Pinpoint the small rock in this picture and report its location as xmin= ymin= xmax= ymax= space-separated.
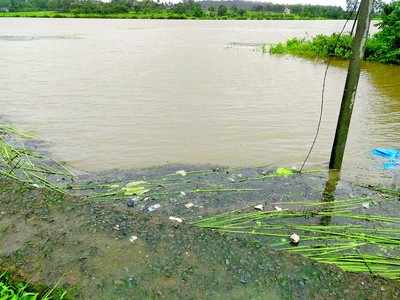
xmin=290 ymin=233 xmax=300 ymax=245
xmin=274 ymin=206 xmax=283 ymax=212
xmin=184 ymin=202 xmax=194 ymax=209
xmin=127 ymin=197 xmax=139 ymax=208
xmin=129 ymin=235 xmax=138 ymax=242
xmin=147 ymin=203 xmax=161 ymax=212
xmin=169 ymin=216 xmax=183 ymax=223
xmin=362 ymin=202 xmax=370 ymax=209
xmin=228 ymin=177 xmax=235 ymax=182
xmin=254 ymin=204 xmax=264 ymax=211
xmin=176 ymin=170 xmax=187 ymax=176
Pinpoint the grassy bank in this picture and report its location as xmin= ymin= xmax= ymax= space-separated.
xmin=269 ymin=33 xmax=399 ymax=65
xmin=0 ymin=10 xmax=332 ymax=20
xmin=269 ymin=1 xmax=400 ymax=65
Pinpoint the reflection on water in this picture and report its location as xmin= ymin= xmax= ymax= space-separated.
xmin=0 ymin=18 xmax=398 ymax=184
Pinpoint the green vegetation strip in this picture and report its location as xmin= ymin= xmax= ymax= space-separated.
xmin=269 ymin=1 xmax=400 ymax=65
xmin=194 ymin=195 xmax=400 ymax=280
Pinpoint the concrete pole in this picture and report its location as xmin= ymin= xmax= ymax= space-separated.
xmin=329 ymin=0 xmax=374 ymax=170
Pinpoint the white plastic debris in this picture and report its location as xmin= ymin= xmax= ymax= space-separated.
xmin=180 ymin=191 xmax=186 ymax=196
xmin=290 ymin=233 xmax=300 ymax=245
xmin=147 ymin=203 xmax=161 ymax=212
xmin=176 ymin=170 xmax=187 ymax=176
xmin=113 ymin=224 xmax=120 ymax=231
xmin=169 ymin=216 xmax=183 ymax=223
xmin=129 ymin=235 xmax=138 ymax=242
xmin=254 ymin=204 xmax=264 ymax=211
xmin=184 ymin=202 xmax=194 ymax=209
xmin=274 ymin=206 xmax=283 ymax=212
xmin=362 ymin=202 xmax=370 ymax=209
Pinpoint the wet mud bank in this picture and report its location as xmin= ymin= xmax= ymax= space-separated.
xmin=1 ymin=165 xmax=400 ymax=299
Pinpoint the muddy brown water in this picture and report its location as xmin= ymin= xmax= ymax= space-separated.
xmin=0 ymin=19 xmax=399 ymax=184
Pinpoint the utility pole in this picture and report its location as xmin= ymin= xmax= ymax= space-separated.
xmin=329 ymin=0 xmax=373 ymax=170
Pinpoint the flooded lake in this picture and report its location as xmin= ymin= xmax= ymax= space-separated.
xmin=0 ymin=18 xmax=399 ymax=183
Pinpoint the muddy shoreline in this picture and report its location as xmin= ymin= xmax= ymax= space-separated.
xmin=1 ymin=163 xmax=400 ymax=299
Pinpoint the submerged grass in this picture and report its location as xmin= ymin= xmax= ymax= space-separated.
xmin=194 ymin=195 xmax=400 ymax=281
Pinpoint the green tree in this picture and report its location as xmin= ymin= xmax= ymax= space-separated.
xmin=217 ymin=4 xmax=226 ymax=16
xmin=0 ymin=0 xmax=11 ymax=8
xmin=366 ymin=1 xmax=400 ymax=64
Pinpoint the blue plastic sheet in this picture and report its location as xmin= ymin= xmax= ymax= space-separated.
xmin=372 ymin=148 xmax=400 ymax=170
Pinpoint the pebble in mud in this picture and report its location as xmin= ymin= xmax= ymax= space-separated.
xmin=290 ymin=233 xmax=300 ymax=245
xmin=169 ymin=216 xmax=183 ymax=223
xmin=147 ymin=203 xmax=161 ymax=212
xmin=127 ymin=197 xmax=139 ymax=208
xmin=129 ymin=235 xmax=138 ymax=242
xmin=254 ymin=204 xmax=264 ymax=211
xmin=184 ymin=202 xmax=194 ymax=209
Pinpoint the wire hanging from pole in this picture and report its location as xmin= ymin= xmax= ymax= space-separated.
xmin=298 ymin=2 xmax=361 ymax=173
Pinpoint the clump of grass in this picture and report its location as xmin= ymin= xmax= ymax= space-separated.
xmin=268 ymin=1 xmax=400 ymax=66
xmin=194 ymin=195 xmax=400 ymax=280
xmin=0 ymin=124 xmax=74 ymax=194
xmin=269 ymin=34 xmax=353 ymax=59
xmin=0 ymin=272 xmax=66 ymax=300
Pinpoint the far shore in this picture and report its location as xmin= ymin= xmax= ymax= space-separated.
xmin=0 ymin=11 xmax=344 ymax=20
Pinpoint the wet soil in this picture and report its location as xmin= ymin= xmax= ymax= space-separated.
xmin=1 ymin=165 xmax=400 ymax=299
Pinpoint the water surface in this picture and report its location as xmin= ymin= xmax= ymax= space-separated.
xmin=0 ymin=18 xmax=399 ymax=183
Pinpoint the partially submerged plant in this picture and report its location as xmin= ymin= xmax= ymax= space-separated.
xmin=0 ymin=124 xmax=74 ymax=194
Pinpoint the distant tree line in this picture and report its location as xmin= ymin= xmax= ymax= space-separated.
xmin=201 ymin=1 xmax=348 ymax=19
xmin=0 ymin=0 xmax=353 ymax=19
